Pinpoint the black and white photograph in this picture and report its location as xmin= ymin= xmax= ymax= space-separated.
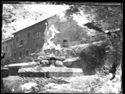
xmin=1 ymin=2 xmax=123 ymax=93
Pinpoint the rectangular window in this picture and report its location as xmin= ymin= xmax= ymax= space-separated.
xmin=19 ymin=40 xmax=24 ymax=46
xmin=33 ymin=32 xmax=36 ymax=39
xmin=14 ymin=53 xmax=16 ymax=58
xmin=26 ymin=50 xmax=29 ymax=56
xmin=62 ymin=40 xmax=69 ymax=47
xmin=16 ymin=37 xmax=18 ymax=42
xmin=10 ymin=52 xmax=12 ymax=56
xmin=3 ymin=47 xmax=4 ymax=51
xmin=38 ymin=32 xmax=40 ymax=37
xmin=10 ymin=45 xmax=12 ymax=49
xmin=27 ymin=33 xmax=30 ymax=38
xmin=19 ymin=52 xmax=22 ymax=58
xmin=36 ymin=32 xmax=38 ymax=38
xmin=35 ymin=32 xmax=40 ymax=38
xmin=6 ymin=46 xmax=8 ymax=51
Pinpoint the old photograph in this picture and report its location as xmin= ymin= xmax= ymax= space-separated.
xmin=1 ymin=2 xmax=123 ymax=93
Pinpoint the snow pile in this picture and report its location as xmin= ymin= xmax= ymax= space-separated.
xmin=3 ymin=67 xmax=122 ymax=93
xmin=20 ymin=82 xmax=38 ymax=93
xmin=3 ymin=76 xmax=24 ymax=93
xmin=97 ymin=65 xmax=122 ymax=93
xmin=4 ymin=61 xmax=37 ymax=68
xmin=72 ymin=10 xmax=89 ymax=27
xmin=68 ymin=75 xmax=100 ymax=92
xmin=44 ymin=83 xmax=83 ymax=93
xmin=97 ymin=80 xmax=121 ymax=93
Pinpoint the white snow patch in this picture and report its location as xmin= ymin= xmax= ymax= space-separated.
xmin=4 ymin=4 xmax=70 ymax=35
xmin=5 ymin=62 xmax=37 ymax=67
xmin=86 ymin=29 xmax=96 ymax=36
xmin=57 ymin=11 xmax=67 ymax=22
xmin=72 ymin=11 xmax=89 ymax=27
xmin=21 ymin=82 xmax=38 ymax=91
xmin=97 ymin=80 xmax=121 ymax=93
xmin=42 ymin=24 xmax=62 ymax=51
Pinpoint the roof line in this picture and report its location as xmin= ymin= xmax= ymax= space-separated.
xmin=13 ymin=14 xmax=56 ymax=35
xmin=2 ymin=37 xmax=13 ymax=43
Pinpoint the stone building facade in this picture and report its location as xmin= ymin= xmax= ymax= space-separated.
xmin=2 ymin=18 xmax=49 ymax=64
xmin=2 ymin=37 xmax=14 ymax=65
xmin=12 ymin=19 xmax=47 ymax=63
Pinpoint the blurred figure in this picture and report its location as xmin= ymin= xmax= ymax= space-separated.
xmin=1 ymin=52 xmax=5 ymax=89
xmin=55 ymin=60 xmax=64 ymax=67
xmin=1 ymin=52 xmax=9 ymax=93
xmin=44 ymin=57 xmax=57 ymax=78
xmin=1 ymin=52 xmax=6 ymax=59
xmin=1 ymin=52 xmax=6 ymax=67
xmin=62 ymin=40 xmax=69 ymax=48
xmin=49 ymin=57 xmax=57 ymax=66
xmin=109 ymin=63 xmax=119 ymax=80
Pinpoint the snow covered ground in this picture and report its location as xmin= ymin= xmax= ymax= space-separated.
xmin=3 ymin=65 xmax=122 ymax=93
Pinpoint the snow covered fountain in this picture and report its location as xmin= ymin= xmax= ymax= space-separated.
xmin=2 ymin=6 xmax=122 ymax=93
xmin=5 ymin=11 xmax=116 ymax=78
xmin=17 ymin=20 xmax=85 ymax=78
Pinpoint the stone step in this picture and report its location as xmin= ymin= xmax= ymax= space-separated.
xmin=18 ymin=66 xmax=83 ymax=77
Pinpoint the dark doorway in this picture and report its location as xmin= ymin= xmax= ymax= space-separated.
xmin=62 ymin=39 xmax=69 ymax=47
